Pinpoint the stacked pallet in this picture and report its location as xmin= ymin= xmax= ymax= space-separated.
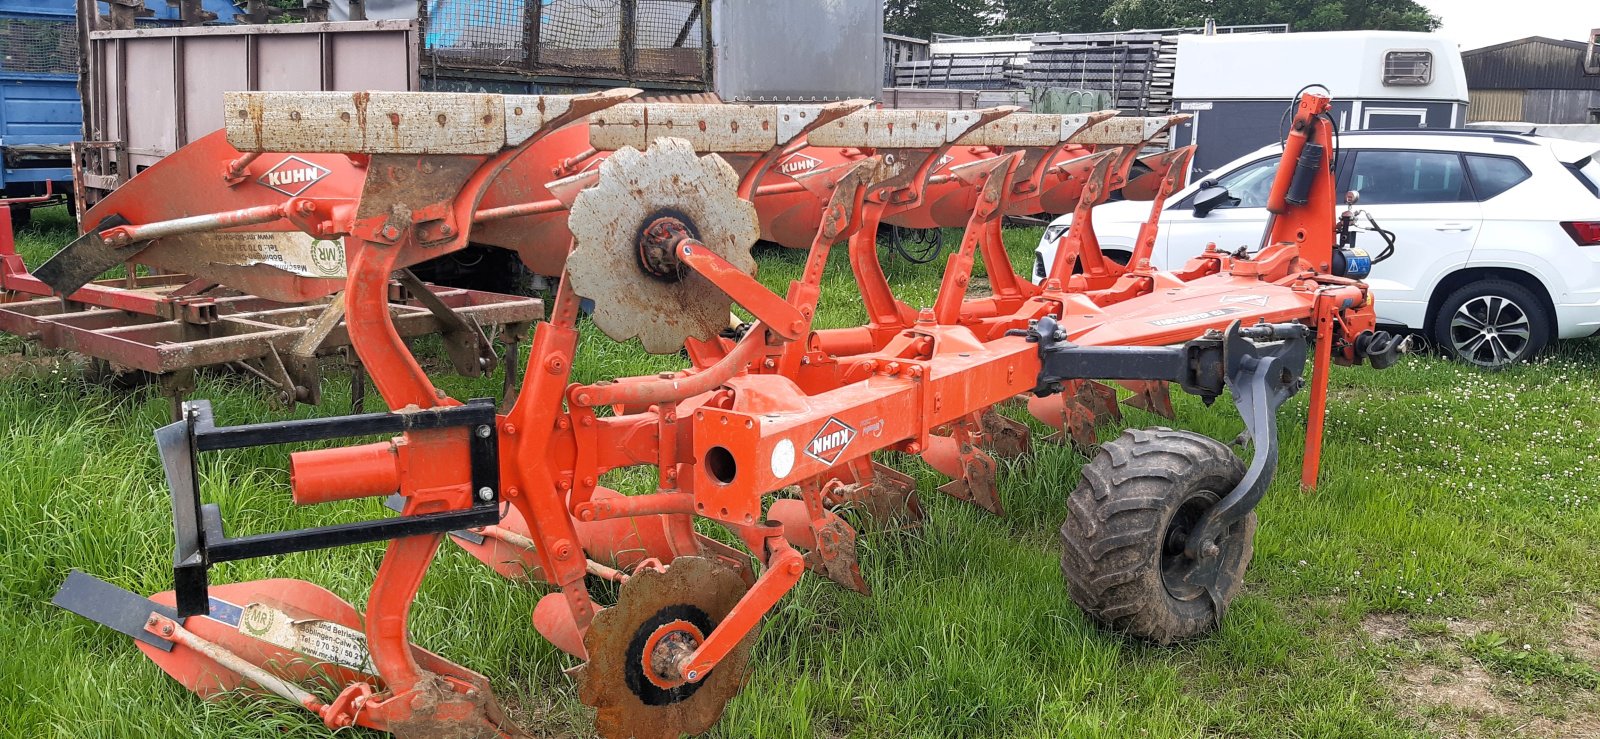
xmin=1016 ymin=32 xmax=1170 ymax=114
xmin=892 ymin=53 xmax=1024 ymax=90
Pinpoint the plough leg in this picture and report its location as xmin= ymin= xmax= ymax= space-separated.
xmin=923 ymin=415 xmax=1003 ymax=515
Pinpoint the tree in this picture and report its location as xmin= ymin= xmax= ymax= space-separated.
xmin=1097 ymin=0 xmax=1440 ymax=33
xmin=991 ymin=0 xmax=1105 ymax=34
xmin=885 ymin=0 xmax=998 ymax=38
xmin=887 ymin=0 xmax=1442 ymax=39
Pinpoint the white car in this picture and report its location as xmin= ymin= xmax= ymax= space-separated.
xmin=1034 ymin=130 xmax=1600 ymax=367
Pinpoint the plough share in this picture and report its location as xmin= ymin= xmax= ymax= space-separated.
xmin=51 ymin=87 xmax=1401 ymax=738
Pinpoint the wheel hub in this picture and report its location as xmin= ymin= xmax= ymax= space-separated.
xmin=637 ymin=215 xmax=695 ymax=282
xmin=639 ymin=618 xmax=702 ymax=690
xmin=1449 ymin=295 xmax=1531 ymax=367
xmin=1160 ymin=491 xmax=1220 ymax=602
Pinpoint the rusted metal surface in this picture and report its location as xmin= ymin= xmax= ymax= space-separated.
xmin=575 ymin=557 xmax=755 ymax=739
xmin=565 ymin=138 xmax=758 ymax=353
xmin=808 ymin=108 xmax=998 ymax=148
xmin=1073 ymin=114 xmax=1191 ymax=146
xmin=225 ymin=92 xmax=506 ymax=155
xmin=0 ymin=273 xmax=540 ymax=402
xmin=590 ymin=103 xmax=784 ymax=153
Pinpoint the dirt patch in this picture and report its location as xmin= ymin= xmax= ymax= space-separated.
xmin=1560 ymin=604 xmax=1600 ymax=667
xmin=1401 ymin=662 xmax=1511 ymax=717
xmin=1363 ymin=613 xmax=1412 ymax=643
xmin=1445 ymin=617 xmax=1493 ymax=640
xmin=1522 ymin=715 xmax=1600 ymax=738
xmin=0 ymin=350 xmax=66 ymax=380
xmin=1361 ymin=608 xmax=1600 ymax=739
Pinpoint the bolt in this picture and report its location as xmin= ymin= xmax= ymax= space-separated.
xmin=380 ymin=225 xmax=400 ymax=240
xmin=1201 ymin=542 xmax=1220 ymax=559
xmin=440 ymin=224 xmax=454 ymax=237
xmin=554 ymin=541 xmax=574 ymax=560
xmin=583 ymin=476 xmax=596 ymax=487
xmin=545 ymin=356 xmax=565 ymax=374
xmin=686 ymin=670 xmax=700 ymax=681
xmin=905 ymin=442 xmax=923 ymax=454
xmin=575 ymin=392 xmax=592 ymax=406
xmin=160 ymin=624 xmax=174 ymax=637
xmin=475 ymin=425 xmax=492 ymax=438
xmin=556 ymin=417 xmax=570 ymax=429
xmin=504 ymin=423 xmax=517 ymax=435
xmin=506 ymin=487 xmax=520 ymax=498
xmin=146 ymin=615 xmax=159 ymax=627
xmin=477 ymin=487 xmax=494 ymax=501
xmin=557 ymin=479 xmax=571 ymax=490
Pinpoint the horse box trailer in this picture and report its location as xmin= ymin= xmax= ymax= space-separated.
xmin=1170 ymin=31 xmax=1468 ymax=175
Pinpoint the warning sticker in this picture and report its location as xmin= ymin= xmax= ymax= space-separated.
xmin=238 ymin=602 xmax=376 ymax=674
xmin=1147 ymin=307 xmax=1245 ymax=327
xmin=201 ymin=232 xmax=346 ymax=278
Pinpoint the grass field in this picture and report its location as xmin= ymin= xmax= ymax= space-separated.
xmin=1 ymin=206 xmax=1597 ymax=738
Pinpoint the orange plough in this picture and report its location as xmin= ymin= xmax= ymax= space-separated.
xmin=51 ymin=88 xmax=1402 ymax=738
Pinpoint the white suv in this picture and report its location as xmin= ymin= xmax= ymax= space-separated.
xmin=1034 ymin=131 xmax=1600 ymax=368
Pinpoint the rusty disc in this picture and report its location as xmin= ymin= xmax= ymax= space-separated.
xmin=575 ymin=556 xmax=756 ymax=739
xmin=565 ymin=138 xmax=759 ymax=354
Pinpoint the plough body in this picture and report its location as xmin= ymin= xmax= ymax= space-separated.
xmin=49 ymin=88 xmax=1402 ymax=738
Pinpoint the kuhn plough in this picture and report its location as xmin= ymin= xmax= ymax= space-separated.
xmin=52 ymin=87 xmax=1402 ymax=738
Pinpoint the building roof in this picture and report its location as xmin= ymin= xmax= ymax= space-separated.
xmin=1464 ymin=36 xmax=1588 ymax=57
xmin=1462 ymin=36 xmax=1600 ymax=91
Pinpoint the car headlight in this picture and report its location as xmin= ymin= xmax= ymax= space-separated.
xmin=1043 ymin=223 xmax=1069 ymax=242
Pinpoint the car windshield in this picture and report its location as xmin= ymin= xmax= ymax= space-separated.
xmin=1214 ymin=158 xmax=1278 ymax=208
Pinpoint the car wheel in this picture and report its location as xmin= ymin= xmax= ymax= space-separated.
xmin=1430 ymin=279 xmax=1550 ymax=368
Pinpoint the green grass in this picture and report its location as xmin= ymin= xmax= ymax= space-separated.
xmin=2 ymin=206 xmax=1598 ymax=737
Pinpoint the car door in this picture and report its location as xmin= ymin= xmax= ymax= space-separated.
xmin=1157 ymin=156 xmax=1281 ymax=268
xmin=1345 ymin=149 xmax=1483 ymax=326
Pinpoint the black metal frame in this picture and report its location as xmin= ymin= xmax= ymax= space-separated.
xmin=1017 ymin=317 xmax=1310 ymax=612
xmin=159 ymin=398 xmax=501 ymax=617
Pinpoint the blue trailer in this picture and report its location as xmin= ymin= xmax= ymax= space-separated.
xmin=0 ymin=0 xmax=80 ymax=223
xmin=0 ymin=0 xmax=239 ymax=224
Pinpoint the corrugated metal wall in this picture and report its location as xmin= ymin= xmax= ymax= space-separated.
xmin=1467 ymin=89 xmax=1524 ymax=122
xmin=1523 ymin=89 xmax=1600 ymax=124
xmin=1463 ymin=38 xmax=1600 ymax=91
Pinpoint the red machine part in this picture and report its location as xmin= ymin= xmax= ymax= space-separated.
xmin=49 ymin=89 xmax=1398 ymax=739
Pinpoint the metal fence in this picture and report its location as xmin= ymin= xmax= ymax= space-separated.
xmin=0 ymin=16 xmax=79 ymax=75
xmin=424 ymin=0 xmax=707 ymax=82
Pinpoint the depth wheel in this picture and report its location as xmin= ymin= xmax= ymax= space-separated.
xmin=1060 ymin=427 xmax=1254 ymax=644
xmin=576 ymin=556 xmax=755 ymax=739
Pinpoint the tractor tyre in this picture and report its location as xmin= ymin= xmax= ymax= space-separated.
xmin=1060 ymin=427 xmax=1254 ymax=644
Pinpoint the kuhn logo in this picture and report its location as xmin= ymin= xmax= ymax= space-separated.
xmin=804 ymin=417 xmax=857 ymax=465
xmin=777 ymin=153 xmax=821 ymax=177
xmin=258 ymin=156 xmax=331 ymax=197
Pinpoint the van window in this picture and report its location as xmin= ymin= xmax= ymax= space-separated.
xmin=1464 ymin=155 xmax=1531 ymax=200
xmin=1348 ymin=150 xmax=1469 ymax=204
xmin=1383 ymin=50 xmax=1433 ymax=86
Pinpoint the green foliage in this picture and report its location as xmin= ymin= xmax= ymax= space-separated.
xmin=1464 ymin=633 xmax=1600 ymax=690
xmin=2 ymin=211 xmax=1598 ymax=736
xmin=885 ymin=0 xmax=1441 ymax=37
